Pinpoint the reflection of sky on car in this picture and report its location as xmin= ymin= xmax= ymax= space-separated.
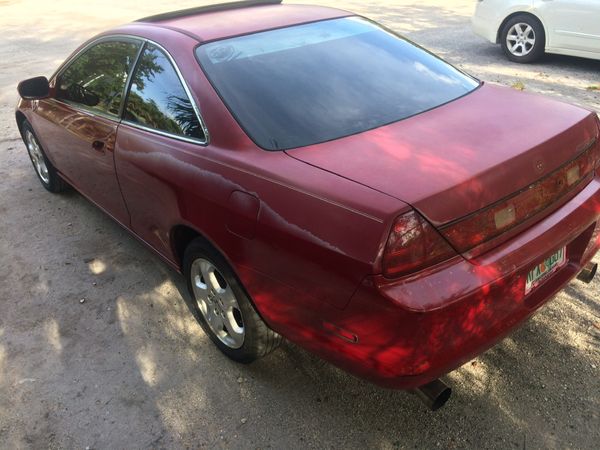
xmin=205 ymin=16 xmax=372 ymax=63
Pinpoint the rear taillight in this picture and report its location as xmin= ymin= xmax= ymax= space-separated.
xmin=441 ymin=137 xmax=599 ymax=253
xmin=382 ymin=210 xmax=457 ymax=278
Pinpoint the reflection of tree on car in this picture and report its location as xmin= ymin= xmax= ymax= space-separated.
xmin=125 ymin=92 xmax=177 ymax=133
xmin=168 ymin=94 xmax=203 ymax=138
xmin=125 ymin=92 xmax=201 ymax=138
xmin=57 ymin=41 xmax=163 ymax=115
xmin=123 ymin=43 xmax=204 ymax=139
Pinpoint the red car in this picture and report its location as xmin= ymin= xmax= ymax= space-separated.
xmin=16 ymin=0 xmax=600 ymax=409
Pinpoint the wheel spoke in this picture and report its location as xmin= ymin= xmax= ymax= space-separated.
xmin=191 ymin=260 xmax=211 ymax=314
xmin=217 ymin=286 xmax=237 ymax=310
xmin=199 ymin=260 xmax=222 ymax=292
xmin=222 ymin=312 xmax=244 ymax=347
xmin=193 ymin=273 xmax=207 ymax=293
xmin=194 ymin=274 xmax=207 ymax=291
xmin=192 ymin=283 xmax=208 ymax=307
xmin=199 ymin=260 xmax=211 ymax=283
xmin=206 ymin=307 xmax=224 ymax=332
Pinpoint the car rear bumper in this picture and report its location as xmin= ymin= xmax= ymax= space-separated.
xmin=317 ymin=177 xmax=600 ymax=389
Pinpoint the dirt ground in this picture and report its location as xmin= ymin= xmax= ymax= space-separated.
xmin=1 ymin=1 xmax=599 ymax=449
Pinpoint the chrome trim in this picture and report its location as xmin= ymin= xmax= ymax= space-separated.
xmin=52 ymin=34 xmax=145 ymax=81
xmin=118 ymin=42 xmax=146 ymax=119
xmin=50 ymin=33 xmax=210 ymax=146
xmin=121 ymin=119 xmax=208 ymax=145
xmin=49 ymin=97 xmax=121 ymax=123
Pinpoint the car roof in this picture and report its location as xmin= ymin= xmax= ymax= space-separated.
xmin=134 ymin=2 xmax=352 ymax=43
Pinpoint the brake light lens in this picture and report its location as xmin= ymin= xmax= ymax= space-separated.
xmin=382 ymin=210 xmax=457 ymax=278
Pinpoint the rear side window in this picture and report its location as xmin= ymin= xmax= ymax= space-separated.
xmin=124 ymin=44 xmax=205 ymax=142
xmin=196 ymin=17 xmax=479 ymax=150
xmin=57 ymin=40 xmax=141 ymax=116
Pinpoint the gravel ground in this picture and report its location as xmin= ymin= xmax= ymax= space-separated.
xmin=0 ymin=1 xmax=599 ymax=449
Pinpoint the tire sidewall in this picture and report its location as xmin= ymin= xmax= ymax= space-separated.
xmin=501 ymin=15 xmax=545 ymax=63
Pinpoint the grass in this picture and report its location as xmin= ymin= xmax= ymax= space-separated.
xmin=511 ymin=81 xmax=526 ymax=91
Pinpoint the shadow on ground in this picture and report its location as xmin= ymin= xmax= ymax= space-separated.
xmin=1 ymin=163 xmax=598 ymax=449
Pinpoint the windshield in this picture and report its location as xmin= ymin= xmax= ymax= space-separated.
xmin=196 ymin=17 xmax=479 ymax=151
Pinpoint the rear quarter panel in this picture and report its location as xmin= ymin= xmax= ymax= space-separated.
xmin=112 ymin=27 xmax=406 ymax=320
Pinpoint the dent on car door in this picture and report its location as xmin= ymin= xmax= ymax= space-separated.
xmin=34 ymin=39 xmax=142 ymax=225
xmin=539 ymin=0 xmax=600 ymax=52
xmin=115 ymin=42 xmax=210 ymax=260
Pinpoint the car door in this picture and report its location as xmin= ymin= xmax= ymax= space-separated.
xmin=538 ymin=0 xmax=600 ymax=52
xmin=34 ymin=38 xmax=142 ymax=226
xmin=114 ymin=42 xmax=209 ymax=258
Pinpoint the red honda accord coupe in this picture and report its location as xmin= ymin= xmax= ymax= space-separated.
xmin=16 ymin=0 xmax=600 ymax=409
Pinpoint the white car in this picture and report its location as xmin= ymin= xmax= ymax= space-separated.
xmin=472 ymin=0 xmax=600 ymax=63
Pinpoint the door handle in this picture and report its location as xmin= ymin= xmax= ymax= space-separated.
xmin=92 ymin=140 xmax=105 ymax=151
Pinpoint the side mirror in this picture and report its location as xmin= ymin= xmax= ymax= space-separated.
xmin=17 ymin=76 xmax=50 ymax=100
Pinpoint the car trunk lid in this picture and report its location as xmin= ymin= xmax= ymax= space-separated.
xmin=285 ymin=83 xmax=599 ymax=255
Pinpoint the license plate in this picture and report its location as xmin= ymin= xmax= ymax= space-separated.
xmin=525 ymin=247 xmax=566 ymax=294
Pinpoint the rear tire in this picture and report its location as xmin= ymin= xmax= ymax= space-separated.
xmin=21 ymin=121 xmax=68 ymax=193
xmin=183 ymin=238 xmax=281 ymax=363
xmin=500 ymin=14 xmax=545 ymax=63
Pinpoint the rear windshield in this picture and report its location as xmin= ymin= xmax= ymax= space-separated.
xmin=196 ymin=17 xmax=479 ymax=151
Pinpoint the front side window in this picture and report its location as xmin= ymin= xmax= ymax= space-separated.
xmin=57 ymin=40 xmax=141 ymax=116
xmin=196 ymin=17 xmax=479 ymax=151
xmin=124 ymin=44 xmax=205 ymax=141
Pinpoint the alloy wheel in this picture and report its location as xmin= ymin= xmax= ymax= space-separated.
xmin=506 ymin=23 xmax=536 ymax=57
xmin=25 ymin=130 xmax=50 ymax=184
xmin=190 ymin=258 xmax=245 ymax=349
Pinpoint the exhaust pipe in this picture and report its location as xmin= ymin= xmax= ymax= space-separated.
xmin=577 ymin=262 xmax=597 ymax=284
xmin=414 ymin=379 xmax=452 ymax=411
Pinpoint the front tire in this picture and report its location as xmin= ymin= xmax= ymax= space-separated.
xmin=500 ymin=14 xmax=545 ymax=63
xmin=183 ymin=238 xmax=281 ymax=363
xmin=21 ymin=121 xmax=68 ymax=193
